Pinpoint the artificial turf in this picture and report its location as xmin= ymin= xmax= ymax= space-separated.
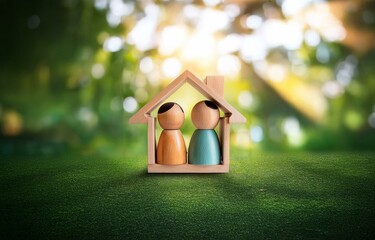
xmin=1 ymin=150 xmax=374 ymax=239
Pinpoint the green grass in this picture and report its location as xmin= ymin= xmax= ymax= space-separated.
xmin=1 ymin=149 xmax=374 ymax=239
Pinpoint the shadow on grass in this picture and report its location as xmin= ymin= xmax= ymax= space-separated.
xmin=2 ymin=151 xmax=375 ymax=239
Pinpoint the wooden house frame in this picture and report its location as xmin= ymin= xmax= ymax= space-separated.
xmin=129 ymin=70 xmax=246 ymax=173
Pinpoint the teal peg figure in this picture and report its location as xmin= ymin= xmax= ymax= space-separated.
xmin=188 ymin=100 xmax=221 ymax=165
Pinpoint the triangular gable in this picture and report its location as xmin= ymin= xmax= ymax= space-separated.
xmin=129 ymin=70 xmax=246 ymax=124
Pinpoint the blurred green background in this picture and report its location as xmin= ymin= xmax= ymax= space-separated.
xmin=1 ymin=0 xmax=375 ymax=155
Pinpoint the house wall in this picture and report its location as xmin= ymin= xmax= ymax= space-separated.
xmin=147 ymin=116 xmax=156 ymax=164
xmin=147 ymin=115 xmax=230 ymax=173
xmin=219 ymin=116 xmax=230 ymax=167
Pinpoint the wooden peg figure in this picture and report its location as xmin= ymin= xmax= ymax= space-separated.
xmin=188 ymin=100 xmax=221 ymax=165
xmin=157 ymin=102 xmax=187 ymax=165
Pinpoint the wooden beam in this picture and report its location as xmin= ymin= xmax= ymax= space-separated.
xmin=147 ymin=116 xmax=156 ymax=165
xmin=148 ymin=164 xmax=229 ymax=173
xmin=129 ymin=70 xmax=189 ymax=124
xmin=219 ymin=116 xmax=230 ymax=167
xmin=129 ymin=70 xmax=246 ymax=124
xmin=186 ymin=72 xmax=246 ymax=123
xmin=204 ymin=76 xmax=224 ymax=97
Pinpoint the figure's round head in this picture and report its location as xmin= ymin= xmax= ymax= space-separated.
xmin=157 ymin=102 xmax=185 ymax=130
xmin=191 ymin=100 xmax=220 ymax=129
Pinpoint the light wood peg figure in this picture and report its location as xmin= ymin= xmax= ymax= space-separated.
xmin=188 ymin=100 xmax=221 ymax=165
xmin=157 ymin=102 xmax=187 ymax=165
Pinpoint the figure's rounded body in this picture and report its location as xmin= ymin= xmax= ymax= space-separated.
xmin=156 ymin=102 xmax=187 ymax=165
xmin=188 ymin=129 xmax=220 ymax=165
xmin=157 ymin=130 xmax=186 ymax=165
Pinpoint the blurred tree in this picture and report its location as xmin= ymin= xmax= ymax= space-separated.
xmin=0 ymin=0 xmax=374 ymax=154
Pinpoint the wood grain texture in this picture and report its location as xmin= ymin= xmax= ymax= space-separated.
xmin=204 ymin=76 xmax=224 ymax=97
xmin=191 ymin=101 xmax=220 ymax=129
xmin=219 ymin=116 xmax=230 ymax=166
xmin=157 ymin=130 xmax=187 ymax=165
xmin=188 ymin=129 xmax=221 ymax=165
xmin=157 ymin=103 xmax=184 ymax=130
xmin=129 ymin=70 xmax=246 ymax=173
xmin=148 ymin=164 xmax=229 ymax=173
xmin=147 ymin=116 xmax=156 ymax=164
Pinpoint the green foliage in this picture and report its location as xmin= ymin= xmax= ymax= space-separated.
xmin=0 ymin=0 xmax=375 ymax=152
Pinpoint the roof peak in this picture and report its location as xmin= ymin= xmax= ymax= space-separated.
xmin=129 ymin=70 xmax=246 ymax=124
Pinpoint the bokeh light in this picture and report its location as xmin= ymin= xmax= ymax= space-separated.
xmin=77 ymin=107 xmax=98 ymax=129
xmin=368 ymin=112 xmax=375 ymax=129
xmin=103 ymin=36 xmax=123 ymax=52
xmin=238 ymin=91 xmax=254 ymax=109
xmin=250 ymin=126 xmax=264 ymax=143
xmin=91 ymin=63 xmax=105 ymax=79
xmin=123 ymin=97 xmax=138 ymax=113
xmin=162 ymin=58 xmax=182 ymax=78
xmin=27 ymin=15 xmax=40 ymax=30
xmin=282 ymin=117 xmax=304 ymax=147
xmin=1 ymin=0 xmax=375 ymax=153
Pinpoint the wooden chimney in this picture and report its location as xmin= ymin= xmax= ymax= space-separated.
xmin=204 ymin=76 xmax=224 ymax=97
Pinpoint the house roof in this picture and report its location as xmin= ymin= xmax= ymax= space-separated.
xmin=129 ymin=70 xmax=246 ymax=124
